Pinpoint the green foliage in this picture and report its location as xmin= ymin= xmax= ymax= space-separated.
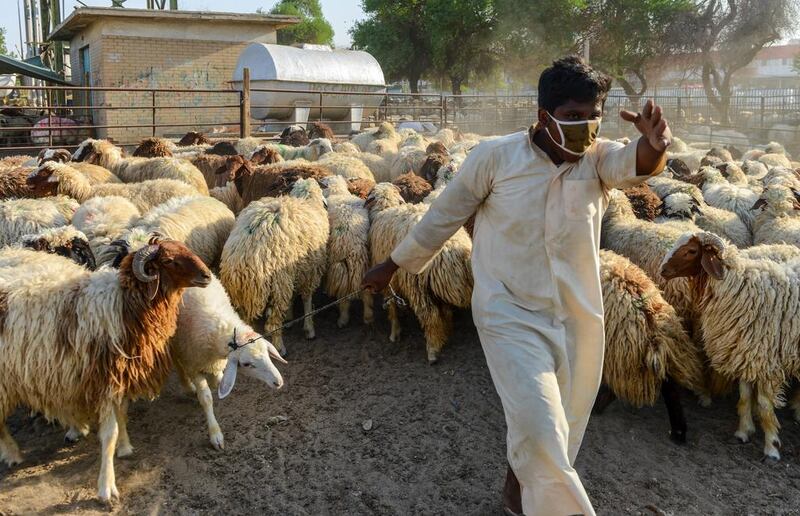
xmin=0 ymin=27 xmax=9 ymax=56
xmin=586 ymin=0 xmax=694 ymax=98
xmin=268 ymin=0 xmax=335 ymax=46
xmin=794 ymin=53 xmax=800 ymax=75
xmin=351 ymin=1 xmax=431 ymax=92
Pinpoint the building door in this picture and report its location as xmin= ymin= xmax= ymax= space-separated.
xmin=78 ymin=46 xmax=93 ymax=131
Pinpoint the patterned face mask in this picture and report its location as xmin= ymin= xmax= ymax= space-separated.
xmin=545 ymin=112 xmax=602 ymax=157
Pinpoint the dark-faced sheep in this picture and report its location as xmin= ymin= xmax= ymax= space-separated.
xmin=623 ymin=183 xmax=662 ymax=221
xmin=308 ymin=121 xmax=335 ymax=141
xmin=279 ymin=125 xmax=310 ymax=147
xmin=178 ymin=131 xmax=211 ymax=146
xmin=392 ymin=172 xmax=433 ymax=204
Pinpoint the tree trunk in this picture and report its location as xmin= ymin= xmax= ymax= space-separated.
xmin=701 ymin=60 xmax=731 ymax=125
xmin=450 ymin=76 xmax=463 ymax=96
xmin=409 ymin=71 xmax=421 ymax=94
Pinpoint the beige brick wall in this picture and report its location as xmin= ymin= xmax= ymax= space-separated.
xmin=92 ymin=35 xmax=245 ymax=143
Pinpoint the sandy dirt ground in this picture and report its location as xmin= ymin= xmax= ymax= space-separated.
xmin=2 ymin=304 xmax=800 ymax=515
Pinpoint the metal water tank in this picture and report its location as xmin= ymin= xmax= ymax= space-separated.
xmin=231 ymin=43 xmax=386 ymax=130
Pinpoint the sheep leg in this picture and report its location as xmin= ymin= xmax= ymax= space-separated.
xmin=0 ymin=424 xmax=22 ymax=466
xmin=592 ymin=384 xmax=616 ymax=415
xmin=362 ymin=290 xmax=374 ymax=325
xmin=65 ymin=424 xmax=90 ymax=443
xmin=194 ymin=375 xmax=224 ymax=451
xmin=97 ymin=401 xmax=120 ymax=502
xmin=756 ymin=382 xmax=782 ymax=461
xmin=661 ymin=376 xmax=687 ymax=444
xmin=387 ymin=299 xmax=401 ymax=343
xmin=115 ymin=398 xmax=133 ymax=458
xmin=734 ymin=381 xmax=756 ymax=443
xmin=337 ymin=298 xmax=351 ymax=328
xmin=302 ymin=293 xmax=315 ymax=340
xmin=414 ymin=302 xmax=450 ymax=364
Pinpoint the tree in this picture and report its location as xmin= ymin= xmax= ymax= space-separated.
xmin=427 ymin=0 xmax=500 ymax=94
xmin=0 ymin=27 xmax=12 ymax=57
xmin=585 ymin=0 xmax=694 ymax=105
xmin=268 ymin=0 xmax=335 ymax=47
xmin=493 ymin=0 xmax=584 ymax=87
xmin=351 ymin=0 xmax=432 ymax=93
xmin=794 ymin=52 xmax=800 ymax=75
xmin=683 ymin=0 xmax=797 ymax=124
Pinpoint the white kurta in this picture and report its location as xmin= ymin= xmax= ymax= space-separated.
xmin=391 ymin=130 xmax=655 ymax=515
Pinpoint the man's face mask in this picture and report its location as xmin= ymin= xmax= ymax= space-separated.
xmin=545 ymin=112 xmax=602 ymax=157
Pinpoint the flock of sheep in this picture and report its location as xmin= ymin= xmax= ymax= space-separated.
xmin=0 ymin=118 xmax=798 ymax=502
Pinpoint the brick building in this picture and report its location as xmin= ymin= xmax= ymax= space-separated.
xmin=48 ymin=7 xmax=298 ymax=143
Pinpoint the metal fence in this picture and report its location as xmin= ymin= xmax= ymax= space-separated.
xmin=3 ymin=77 xmax=800 ymax=156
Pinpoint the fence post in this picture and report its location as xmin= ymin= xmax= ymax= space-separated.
xmin=47 ymin=88 xmax=53 ymax=148
xmin=440 ymin=93 xmax=444 ymax=128
xmin=677 ymin=96 xmax=682 ymax=123
xmin=442 ymin=94 xmax=448 ymax=128
xmin=151 ymin=90 xmax=156 ymax=137
xmin=384 ymin=91 xmax=389 ymax=122
xmin=760 ymin=96 xmax=765 ymax=129
xmin=240 ymin=67 xmax=251 ymax=138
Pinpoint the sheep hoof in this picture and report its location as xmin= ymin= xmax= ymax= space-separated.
xmin=116 ymin=443 xmax=134 ymax=458
xmin=337 ymin=316 xmax=349 ymax=328
xmin=669 ymin=430 xmax=687 ymax=445
xmin=762 ymin=450 xmax=781 ymax=463
xmin=98 ymin=482 xmax=119 ymax=503
xmin=698 ymin=395 xmax=712 ymax=408
xmin=64 ymin=428 xmax=84 ymax=443
xmin=2 ymin=451 xmax=23 ymax=466
xmin=734 ymin=430 xmax=751 ymax=443
xmin=210 ymin=433 xmax=225 ymax=451
xmin=426 ymin=351 xmax=439 ymax=365
xmin=304 ymin=329 xmax=316 ymax=340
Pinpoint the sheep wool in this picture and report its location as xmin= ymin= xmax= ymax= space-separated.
xmin=318 ymin=152 xmax=376 ymax=181
xmin=0 ymin=196 xmax=77 ymax=246
xmin=600 ymin=249 xmax=708 ymax=407
xmin=323 ymin=175 xmax=373 ymax=327
xmin=126 ymin=195 xmax=235 ymax=267
xmin=367 ymin=183 xmax=473 ymax=363
xmin=752 ymin=185 xmax=800 ymax=246
xmin=220 ymin=178 xmax=329 ymax=353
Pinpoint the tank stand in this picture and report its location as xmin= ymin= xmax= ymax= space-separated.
xmin=349 ymin=105 xmax=364 ymax=132
xmin=291 ymin=101 xmax=313 ymax=124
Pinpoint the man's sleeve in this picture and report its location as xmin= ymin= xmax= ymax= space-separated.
xmin=595 ymin=138 xmax=663 ymax=190
xmin=390 ymin=144 xmax=494 ymax=274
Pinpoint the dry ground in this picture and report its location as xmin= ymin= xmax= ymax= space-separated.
xmin=2 ymin=304 xmax=800 ymax=515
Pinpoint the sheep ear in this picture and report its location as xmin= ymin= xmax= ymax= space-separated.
xmin=218 ymin=355 xmax=238 ymax=399
xmin=701 ymin=247 xmax=725 ymax=280
xmin=242 ymin=159 xmax=253 ymax=175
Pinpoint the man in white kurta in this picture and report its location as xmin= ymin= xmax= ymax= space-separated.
xmin=363 ymin=56 xmax=670 ymax=515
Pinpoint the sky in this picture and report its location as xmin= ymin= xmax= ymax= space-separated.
xmin=2 ymin=0 xmax=365 ymax=56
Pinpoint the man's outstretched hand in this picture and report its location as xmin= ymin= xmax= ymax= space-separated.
xmin=362 ymin=259 xmax=399 ymax=294
xmin=620 ymin=98 xmax=672 ymax=153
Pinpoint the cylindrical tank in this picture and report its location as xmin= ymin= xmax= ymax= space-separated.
xmin=231 ymin=44 xmax=386 ymax=121
xmin=0 ymin=75 xmax=15 ymax=98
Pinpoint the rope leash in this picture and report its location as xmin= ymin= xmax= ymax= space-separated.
xmin=227 ymin=285 xmax=407 ymax=353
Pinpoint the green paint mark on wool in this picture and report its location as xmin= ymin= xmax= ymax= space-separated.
xmin=248 ymin=210 xmax=280 ymax=234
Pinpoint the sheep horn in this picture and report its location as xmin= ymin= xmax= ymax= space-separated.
xmin=132 ymin=244 xmax=160 ymax=282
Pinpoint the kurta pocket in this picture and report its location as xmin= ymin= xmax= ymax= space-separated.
xmin=562 ymin=179 xmax=601 ymax=220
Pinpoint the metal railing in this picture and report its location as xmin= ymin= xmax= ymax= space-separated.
xmin=3 ymin=73 xmax=800 ymax=156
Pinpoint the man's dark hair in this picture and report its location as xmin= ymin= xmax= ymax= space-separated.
xmin=537 ymin=55 xmax=612 ymax=112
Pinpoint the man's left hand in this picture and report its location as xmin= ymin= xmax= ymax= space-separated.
xmin=620 ymin=98 xmax=672 ymax=152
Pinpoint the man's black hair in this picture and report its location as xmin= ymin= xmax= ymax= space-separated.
xmin=537 ymin=55 xmax=612 ymax=113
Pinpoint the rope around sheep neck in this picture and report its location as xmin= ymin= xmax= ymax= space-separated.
xmin=227 ymin=285 xmax=407 ymax=353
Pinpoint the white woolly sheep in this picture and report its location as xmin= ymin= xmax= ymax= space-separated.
xmin=20 ymin=225 xmax=96 ymax=270
xmin=113 ymin=196 xmax=235 ymax=268
xmin=695 ymin=166 xmax=758 ymax=231
xmin=219 ymin=178 xmax=329 ymax=354
xmin=0 ymin=196 xmax=79 ymax=246
xmin=350 ymin=121 xmax=400 ymax=151
xmin=366 ymin=183 xmax=473 ymax=363
xmin=752 ymin=184 xmax=800 ymax=246
xmin=254 ymin=138 xmax=333 ymax=162
xmin=318 ymin=152 xmax=376 ymax=181
xmin=71 ymin=196 xmax=141 ymax=257
xmin=71 ymin=139 xmax=209 ymax=194
xmin=596 ymin=249 xmax=710 ymax=443
xmin=659 ymin=192 xmax=752 ymax=249
xmin=27 ymin=161 xmax=200 ymax=213
xmin=661 ymin=231 xmax=800 ymax=460
xmin=37 ymin=148 xmax=122 ymax=185
xmin=0 ymin=241 xmax=212 ymax=501
xmin=321 ymin=175 xmax=373 ymax=328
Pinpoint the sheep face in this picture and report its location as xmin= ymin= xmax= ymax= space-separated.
xmin=122 ymin=240 xmax=212 ymax=301
xmin=309 ymin=138 xmax=333 ymax=160
xmin=250 ymin=146 xmax=282 ymax=165
xmin=308 ymin=122 xmax=334 ymax=141
xmin=365 ymin=183 xmax=404 ymax=211
xmin=426 ymin=141 xmax=449 ymax=156
xmin=230 ymin=330 xmax=285 ymax=389
xmin=207 ymin=141 xmax=239 ymax=156
xmin=661 ymin=234 xmax=725 ymax=281
xmin=752 ymin=185 xmax=800 ymax=216
xmin=72 ymin=139 xmax=104 ymax=164
xmin=215 ymin=156 xmax=253 ymax=194
xmin=279 ymin=125 xmax=309 ymax=147
xmin=178 ymin=131 xmax=210 ymax=146
xmin=26 ymin=164 xmax=60 ymax=196
xmin=37 ymin=148 xmax=72 ymax=165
